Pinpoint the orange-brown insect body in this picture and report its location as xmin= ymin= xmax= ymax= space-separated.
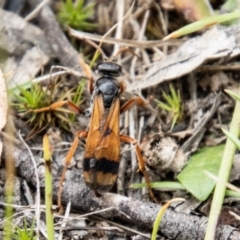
xmin=83 ymin=62 xmax=122 ymax=195
xmin=30 ymin=51 xmax=156 ymax=210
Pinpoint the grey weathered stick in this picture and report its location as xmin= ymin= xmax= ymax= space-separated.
xmin=27 ymin=0 xmax=83 ymax=74
xmin=14 ymin=146 xmax=239 ymax=240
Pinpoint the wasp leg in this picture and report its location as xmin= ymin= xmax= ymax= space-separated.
xmin=28 ymin=100 xmax=81 ymax=114
xmin=58 ymin=130 xmax=88 ymax=212
xmin=119 ymin=134 xmax=157 ymax=203
xmin=120 ymin=96 xmax=147 ymax=113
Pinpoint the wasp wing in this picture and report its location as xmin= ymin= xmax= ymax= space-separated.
xmin=83 ymin=95 xmax=121 ymax=194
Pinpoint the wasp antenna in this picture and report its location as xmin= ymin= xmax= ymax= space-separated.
xmin=111 ymin=47 xmax=141 ymax=61
xmin=83 ymin=38 xmax=108 ymax=60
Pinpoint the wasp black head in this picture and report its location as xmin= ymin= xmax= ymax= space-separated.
xmin=96 ymin=62 xmax=122 ymax=77
xmin=95 ymin=62 xmax=121 ymax=108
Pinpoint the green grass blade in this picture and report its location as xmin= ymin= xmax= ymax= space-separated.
xmin=155 ymin=99 xmax=172 ymax=111
xmin=222 ymin=128 xmax=240 ymax=150
xmin=151 ymin=198 xmax=185 ymax=240
xmin=162 ymin=91 xmax=175 ymax=107
xmin=75 ymin=0 xmax=84 ymax=12
xmin=130 ymin=181 xmax=185 ymax=190
xmin=170 ymin=85 xmax=179 ymax=104
xmin=164 ymin=11 xmax=240 ymax=40
xmin=204 ymin=88 xmax=240 ymax=240
xmin=43 ymin=135 xmax=55 ymax=240
xmin=65 ymin=0 xmax=74 ymax=12
xmin=225 ymin=89 xmax=240 ymax=102
xmin=170 ymin=115 xmax=178 ymax=131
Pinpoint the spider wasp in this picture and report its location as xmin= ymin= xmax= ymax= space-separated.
xmin=32 ymin=46 xmax=155 ymax=208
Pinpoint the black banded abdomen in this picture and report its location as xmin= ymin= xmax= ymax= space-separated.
xmin=83 ymin=157 xmax=119 ymax=195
